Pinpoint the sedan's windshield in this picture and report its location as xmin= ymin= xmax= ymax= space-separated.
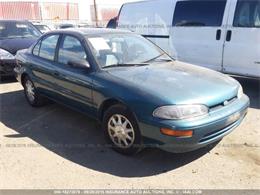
xmin=86 ymin=33 xmax=172 ymax=68
xmin=0 ymin=21 xmax=41 ymax=40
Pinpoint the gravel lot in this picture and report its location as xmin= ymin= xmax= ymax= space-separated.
xmin=0 ymin=77 xmax=259 ymax=189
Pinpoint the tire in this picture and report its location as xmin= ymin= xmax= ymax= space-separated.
xmin=23 ymin=76 xmax=47 ymax=107
xmin=103 ymin=104 xmax=142 ymax=155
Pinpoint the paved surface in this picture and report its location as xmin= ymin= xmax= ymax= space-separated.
xmin=0 ymin=77 xmax=259 ymax=189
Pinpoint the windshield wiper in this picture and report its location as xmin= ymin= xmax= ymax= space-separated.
xmin=144 ymin=53 xmax=164 ymax=63
xmin=144 ymin=53 xmax=172 ymax=63
xmin=102 ymin=63 xmax=149 ymax=69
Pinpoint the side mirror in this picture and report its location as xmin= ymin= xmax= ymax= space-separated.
xmin=68 ymin=59 xmax=90 ymax=69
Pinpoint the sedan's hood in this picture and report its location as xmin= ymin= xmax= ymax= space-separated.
xmin=106 ymin=61 xmax=239 ymax=107
xmin=0 ymin=38 xmax=37 ymax=55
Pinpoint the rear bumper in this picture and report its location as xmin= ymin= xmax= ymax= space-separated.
xmin=0 ymin=59 xmax=16 ymax=76
xmin=139 ymin=95 xmax=249 ymax=153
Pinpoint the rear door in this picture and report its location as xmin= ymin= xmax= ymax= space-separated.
xmin=222 ymin=0 xmax=260 ymax=78
xmin=170 ymin=0 xmax=229 ymax=71
xmin=30 ymin=34 xmax=61 ymax=96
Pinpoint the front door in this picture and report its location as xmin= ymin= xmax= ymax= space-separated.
xmin=54 ymin=35 xmax=95 ymax=115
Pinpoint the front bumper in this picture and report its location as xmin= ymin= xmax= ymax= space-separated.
xmin=0 ymin=59 xmax=16 ymax=76
xmin=139 ymin=95 xmax=250 ymax=153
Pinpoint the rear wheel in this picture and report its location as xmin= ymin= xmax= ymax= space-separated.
xmin=23 ymin=76 xmax=47 ymax=107
xmin=103 ymin=104 xmax=142 ymax=155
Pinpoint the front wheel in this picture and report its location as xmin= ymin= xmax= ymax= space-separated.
xmin=103 ymin=104 xmax=142 ymax=155
xmin=23 ymin=76 xmax=47 ymax=107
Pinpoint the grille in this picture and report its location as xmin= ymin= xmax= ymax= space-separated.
xmin=210 ymin=96 xmax=237 ymax=112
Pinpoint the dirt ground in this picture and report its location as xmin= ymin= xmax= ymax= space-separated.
xmin=0 ymin=77 xmax=259 ymax=189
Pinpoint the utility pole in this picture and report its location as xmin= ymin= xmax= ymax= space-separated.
xmin=66 ymin=2 xmax=70 ymax=20
xmin=93 ymin=0 xmax=98 ymax=27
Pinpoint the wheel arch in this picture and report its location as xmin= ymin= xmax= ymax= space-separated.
xmin=98 ymin=98 xmax=139 ymax=124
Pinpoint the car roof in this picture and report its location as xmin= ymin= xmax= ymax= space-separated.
xmin=45 ymin=28 xmax=132 ymax=37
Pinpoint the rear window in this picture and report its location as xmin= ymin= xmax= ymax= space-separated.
xmin=172 ymin=0 xmax=227 ymax=27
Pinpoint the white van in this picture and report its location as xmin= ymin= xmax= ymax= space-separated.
xmin=117 ymin=0 xmax=260 ymax=78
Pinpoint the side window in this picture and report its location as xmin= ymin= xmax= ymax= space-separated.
xmin=172 ymin=0 xmax=227 ymax=27
xmin=58 ymin=36 xmax=87 ymax=65
xmin=233 ymin=0 xmax=260 ymax=28
xmin=254 ymin=2 xmax=260 ymax=26
xmin=39 ymin=35 xmax=59 ymax=61
xmin=32 ymin=40 xmax=41 ymax=56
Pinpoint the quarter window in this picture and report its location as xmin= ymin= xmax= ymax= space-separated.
xmin=39 ymin=35 xmax=59 ymax=61
xmin=172 ymin=0 xmax=227 ymax=27
xmin=233 ymin=0 xmax=260 ymax=28
xmin=32 ymin=40 xmax=41 ymax=56
xmin=58 ymin=36 xmax=87 ymax=65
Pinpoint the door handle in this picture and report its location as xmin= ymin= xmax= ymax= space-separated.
xmin=53 ymin=71 xmax=60 ymax=76
xmin=226 ymin=30 xmax=232 ymax=42
xmin=216 ymin=29 xmax=221 ymax=40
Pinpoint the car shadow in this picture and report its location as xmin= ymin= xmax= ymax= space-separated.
xmin=1 ymin=90 xmax=219 ymax=178
xmin=234 ymin=77 xmax=260 ymax=109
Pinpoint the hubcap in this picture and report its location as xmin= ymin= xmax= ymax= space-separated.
xmin=25 ymin=80 xmax=35 ymax=102
xmin=108 ymin=114 xmax=135 ymax=148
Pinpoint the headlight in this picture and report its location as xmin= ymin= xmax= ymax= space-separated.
xmin=0 ymin=48 xmax=15 ymax=60
xmin=153 ymin=104 xmax=209 ymax=120
xmin=237 ymin=85 xmax=244 ymax=99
